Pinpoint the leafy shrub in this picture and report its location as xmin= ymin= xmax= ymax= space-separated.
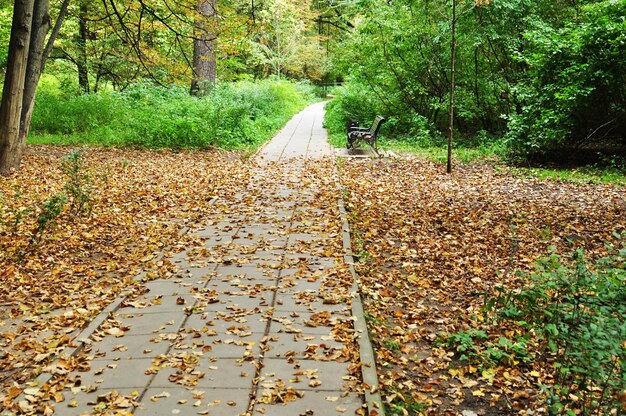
xmin=30 ymin=79 xmax=316 ymax=149
xmin=30 ymin=193 xmax=67 ymax=247
xmin=61 ymin=149 xmax=92 ymax=217
xmin=440 ymin=329 xmax=531 ymax=368
xmin=487 ymin=237 xmax=626 ymax=414
xmin=506 ymin=1 xmax=626 ymax=159
xmin=324 ymin=82 xmax=381 ymax=135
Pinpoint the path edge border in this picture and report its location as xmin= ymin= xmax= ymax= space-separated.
xmin=335 ymin=163 xmax=386 ymax=416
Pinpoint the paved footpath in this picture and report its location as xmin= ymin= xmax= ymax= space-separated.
xmin=38 ymin=102 xmax=373 ymax=416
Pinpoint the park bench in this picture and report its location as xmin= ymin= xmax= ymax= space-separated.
xmin=347 ymin=116 xmax=386 ymax=154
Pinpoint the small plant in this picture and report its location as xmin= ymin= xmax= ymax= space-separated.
xmin=440 ymin=329 xmax=488 ymax=361
xmin=441 ymin=329 xmax=531 ymax=368
xmin=29 ymin=193 xmax=67 ymax=246
xmin=385 ymin=340 xmax=402 ymax=351
xmin=386 ymin=389 xmax=426 ymax=416
xmin=486 ymin=235 xmax=626 ymax=414
xmin=351 ymin=227 xmax=370 ymax=262
xmin=61 ymin=149 xmax=92 ymax=217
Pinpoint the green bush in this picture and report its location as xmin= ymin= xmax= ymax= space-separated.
xmin=487 ymin=237 xmax=626 ymax=414
xmin=324 ymin=82 xmax=381 ymax=134
xmin=505 ymin=1 xmax=626 ymax=159
xmin=30 ymin=79 xmax=316 ymax=149
xmin=440 ymin=329 xmax=531 ymax=369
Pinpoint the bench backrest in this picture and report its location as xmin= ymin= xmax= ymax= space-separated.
xmin=370 ymin=116 xmax=386 ymax=137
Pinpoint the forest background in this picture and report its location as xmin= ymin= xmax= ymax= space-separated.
xmin=0 ymin=0 xmax=624 ymax=170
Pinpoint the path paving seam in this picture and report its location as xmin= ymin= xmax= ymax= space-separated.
xmin=243 ymin=188 xmax=298 ymax=415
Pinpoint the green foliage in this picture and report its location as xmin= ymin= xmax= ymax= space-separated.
xmin=30 ymin=194 xmax=67 ymax=247
xmin=512 ymin=164 xmax=626 ymax=185
xmin=487 ymin=238 xmax=626 ymax=414
xmin=506 ymin=0 xmax=626 ymax=158
xmin=440 ymin=329 xmax=531 ymax=368
xmin=0 ymin=5 xmax=11 ymax=72
xmin=328 ymin=0 xmax=625 ymax=164
xmin=329 ymin=0 xmax=526 ymax=143
xmin=61 ymin=149 xmax=92 ymax=217
xmin=30 ymin=80 xmax=316 ymax=149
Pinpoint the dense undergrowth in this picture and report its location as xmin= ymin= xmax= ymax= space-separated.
xmin=328 ymin=0 xmax=626 ymax=163
xmin=444 ymin=241 xmax=626 ymax=414
xmin=29 ymin=79 xmax=317 ymax=150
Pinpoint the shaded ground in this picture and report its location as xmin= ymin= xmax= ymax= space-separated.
xmin=339 ymin=157 xmax=625 ymax=415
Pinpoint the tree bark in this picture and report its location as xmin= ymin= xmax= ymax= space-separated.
xmin=447 ymin=0 xmax=456 ymax=174
xmin=0 ymin=0 xmax=36 ymax=176
xmin=18 ymin=0 xmax=51 ymax=146
xmin=77 ymin=1 xmax=90 ymax=93
xmin=41 ymin=0 xmax=70 ymax=67
xmin=190 ymin=0 xmax=217 ymax=96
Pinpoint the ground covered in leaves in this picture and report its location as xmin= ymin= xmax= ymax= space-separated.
xmin=3 ymin=145 xmax=626 ymax=416
xmin=340 ymin=157 xmax=625 ymax=415
xmin=0 ymin=145 xmax=250 ymax=407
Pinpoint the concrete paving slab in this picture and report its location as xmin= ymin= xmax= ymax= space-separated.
xmin=120 ymin=293 xmax=198 ymax=314
xmin=193 ymin=339 xmax=260 ymax=360
xmin=135 ymin=388 xmax=250 ymax=416
xmin=53 ymin=388 xmax=138 ymax=416
xmin=253 ymin=390 xmax=362 ymax=416
xmin=90 ymin=332 xmax=174 ymax=360
xmin=210 ymin=269 xmax=278 ymax=286
xmin=262 ymin=332 xmax=345 ymax=359
xmin=116 ymin=311 xmax=185 ymax=335
xmin=273 ymin=293 xmax=350 ymax=314
xmin=67 ymin=359 xmax=154 ymax=390
xmin=259 ymin=359 xmax=354 ymax=392
xmin=139 ymin=280 xmax=195 ymax=297
xmin=184 ymin=312 xmax=268 ymax=335
xmin=150 ymin=358 xmax=256 ymax=389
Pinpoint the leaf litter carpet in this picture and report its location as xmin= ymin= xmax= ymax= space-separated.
xmin=3 ymin=146 xmax=625 ymax=415
xmin=339 ymin=157 xmax=625 ymax=415
xmin=1 ymin=146 xmax=361 ymax=415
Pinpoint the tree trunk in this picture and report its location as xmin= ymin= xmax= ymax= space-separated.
xmin=77 ymin=2 xmax=90 ymax=93
xmin=0 ymin=0 xmax=36 ymax=176
xmin=447 ymin=0 xmax=457 ymax=174
xmin=18 ymin=0 xmax=51 ymax=146
xmin=190 ymin=0 xmax=217 ymax=96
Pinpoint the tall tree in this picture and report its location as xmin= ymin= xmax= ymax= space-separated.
xmin=447 ymin=0 xmax=457 ymax=174
xmin=76 ymin=0 xmax=89 ymax=93
xmin=191 ymin=0 xmax=217 ymax=95
xmin=0 ymin=0 xmax=68 ymax=176
xmin=0 ymin=0 xmax=36 ymax=176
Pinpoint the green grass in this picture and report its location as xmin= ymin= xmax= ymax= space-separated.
xmin=330 ymin=130 xmax=504 ymax=163
xmin=29 ymin=79 xmax=318 ymax=151
xmin=329 ymin=118 xmax=626 ymax=185
xmin=512 ymin=166 xmax=626 ymax=185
